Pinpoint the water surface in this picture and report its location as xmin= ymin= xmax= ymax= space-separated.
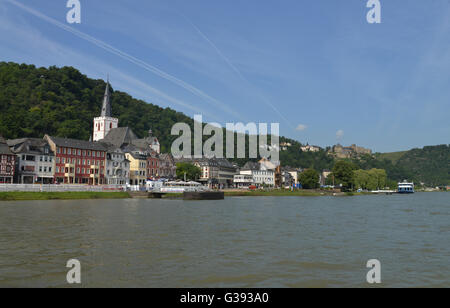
xmin=0 ymin=193 xmax=448 ymax=287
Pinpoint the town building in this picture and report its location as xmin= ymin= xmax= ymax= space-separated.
xmin=93 ymin=80 xmax=119 ymax=142
xmin=124 ymin=145 xmax=148 ymax=186
xmin=259 ymin=157 xmax=281 ymax=187
xmin=158 ymin=153 xmax=176 ymax=179
xmin=320 ymin=169 xmax=332 ymax=186
xmin=147 ymin=150 xmax=160 ymax=179
xmin=281 ymin=166 xmax=302 ymax=186
xmin=280 ymin=142 xmax=292 ymax=151
xmin=233 ymin=174 xmax=254 ymax=188
xmin=0 ymin=136 xmax=16 ymax=184
xmin=300 ymin=144 xmax=321 ymax=152
xmin=240 ymin=161 xmax=275 ymax=187
xmin=104 ymin=145 xmax=130 ymax=185
xmin=7 ymin=138 xmax=55 ymax=184
xmin=175 ymin=157 xmax=237 ymax=188
xmin=44 ymin=135 xmax=107 ymax=185
xmin=132 ymin=130 xmax=160 ymax=154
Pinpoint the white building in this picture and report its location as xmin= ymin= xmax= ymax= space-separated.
xmin=240 ymin=161 xmax=275 ymax=187
xmin=233 ymin=174 xmax=254 ymax=188
xmin=105 ymin=146 xmax=130 ymax=185
xmin=7 ymin=138 xmax=55 ymax=184
xmin=300 ymin=144 xmax=321 ymax=152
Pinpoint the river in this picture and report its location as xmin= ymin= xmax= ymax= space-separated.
xmin=0 ymin=192 xmax=448 ymax=287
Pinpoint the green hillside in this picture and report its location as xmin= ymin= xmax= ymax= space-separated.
xmin=375 ymin=151 xmax=407 ymax=164
xmin=0 ymin=62 xmax=193 ymax=153
xmin=0 ymin=61 xmax=448 ymax=186
xmin=0 ymin=61 xmax=333 ymax=170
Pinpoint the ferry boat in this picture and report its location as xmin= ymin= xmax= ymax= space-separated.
xmin=158 ymin=181 xmax=209 ymax=193
xmin=398 ymin=181 xmax=415 ymax=194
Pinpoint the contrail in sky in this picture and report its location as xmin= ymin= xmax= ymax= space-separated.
xmin=182 ymin=14 xmax=295 ymax=130
xmin=5 ymin=0 xmax=244 ymax=121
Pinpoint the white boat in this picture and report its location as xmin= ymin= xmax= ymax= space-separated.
xmin=398 ymin=181 xmax=415 ymax=194
xmin=157 ymin=181 xmax=209 ymax=193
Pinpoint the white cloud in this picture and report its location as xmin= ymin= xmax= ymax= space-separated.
xmin=296 ymin=124 xmax=307 ymax=131
xmin=336 ymin=129 xmax=344 ymax=139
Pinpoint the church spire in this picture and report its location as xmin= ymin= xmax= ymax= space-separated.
xmin=101 ymin=77 xmax=111 ymax=117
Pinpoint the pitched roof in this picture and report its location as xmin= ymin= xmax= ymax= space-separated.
xmin=45 ymin=136 xmax=108 ymax=151
xmin=0 ymin=135 xmax=14 ymax=155
xmin=100 ymin=81 xmax=112 ymax=117
xmin=7 ymin=138 xmax=53 ymax=155
xmin=102 ymin=127 xmax=138 ymax=147
xmin=241 ymin=161 xmax=260 ymax=171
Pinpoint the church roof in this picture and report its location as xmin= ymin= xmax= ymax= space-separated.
xmin=102 ymin=127 xmax=138 ymax=147
xmin=100 ymin=81 xmax=112 ymax=117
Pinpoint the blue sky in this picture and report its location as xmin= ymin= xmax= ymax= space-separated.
xmin=0 ymin=0 xmax=449 ymax=152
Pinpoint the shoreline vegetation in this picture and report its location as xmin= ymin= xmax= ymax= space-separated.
xmin=0 ymin=189 xmax=446 ymax=201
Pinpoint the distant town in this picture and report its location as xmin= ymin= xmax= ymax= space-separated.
xmin=0 ymin=81 xmax=447 ymax=193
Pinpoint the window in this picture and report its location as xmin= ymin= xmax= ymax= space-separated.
xmin=44 ymin=167 xmax=47 ymax=172
xmin=78 ymin=150 xmax=81 ymax=156
xmin=40 ymin=156 xmax=43 ymax=162
xmin=63 ymin=148 xmax=66 ymax=154
xmin=57 ymin=148 xmax=61 ymax=154
xmin=39 ymin=166 xmax=42 ymax=172
xmin=68 ymin=148 xmax=71 ymax=155
xmin=56 ymin=167 xmax=60 ymax=173
xmin=62 ymin=158 xmax=65 ymax=164
xmin=49 ymin=167 xmax=52 ymax=172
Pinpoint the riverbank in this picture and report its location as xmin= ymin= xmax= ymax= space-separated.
xmin=224 ymin=189 xmax=331 ymax=197
xmin=0 ymin=191 xmax=131 ymax=201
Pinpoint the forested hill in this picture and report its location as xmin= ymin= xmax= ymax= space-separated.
xmin=0 ymin=62 xmax=448 ymax=185
xmin=0 ymin=61 xmax=333 ymax=169
xmin=0 ymin=62 xmax=194 ymax=152
xmin=375 ymin=145 xmax=450 ymax=187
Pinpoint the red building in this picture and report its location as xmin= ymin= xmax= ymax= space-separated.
xmin=0 ymin=136 xmax=16 ymax=183
xmin=147 ymin=151 xmax=160 ymax=180
xmin=45 ymin=135 xmax=107 ymax=185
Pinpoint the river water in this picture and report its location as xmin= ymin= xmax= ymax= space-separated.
xmin=0 ymin=193 xmax=448 ymax=288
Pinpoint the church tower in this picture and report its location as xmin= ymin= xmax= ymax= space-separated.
xmin=93 ymin=79 xmax=119 ymax=141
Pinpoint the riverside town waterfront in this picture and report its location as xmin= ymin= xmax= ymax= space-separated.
xmin=1 ymin=0 xmax=449 ymax=294
xmin=0 ymin=192 xmax=448 ymax=288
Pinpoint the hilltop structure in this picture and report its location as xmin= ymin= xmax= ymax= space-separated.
xmin=330 ymin=144 xmax=372 ymax=159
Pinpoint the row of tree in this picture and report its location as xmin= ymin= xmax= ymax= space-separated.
xmin=325 ymin=161 xmax=389 ymax=191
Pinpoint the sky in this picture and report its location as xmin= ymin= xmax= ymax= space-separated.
xmin=0 ymin=0 xmax=449 ymax=153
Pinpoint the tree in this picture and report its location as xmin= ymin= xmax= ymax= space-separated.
xmin=176 ymin=163 xmax=201 ymax=181
xmin=353 ymin=168 xmax=387 ymax=190
xmin=332 ymin=160 xmax=357 ymax=191
xmin=299 ymin=169 xmax=320 ymax=189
